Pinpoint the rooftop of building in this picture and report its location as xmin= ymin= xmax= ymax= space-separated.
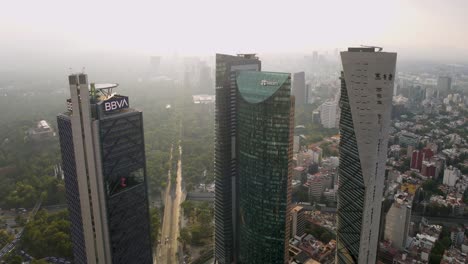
xmin=236 ymin=71 xmax=290 ymax=103
xmin=347 ymin=46 xmax=381 ymax=52
xmin=292 ymin=205 xmax=304 ymax=213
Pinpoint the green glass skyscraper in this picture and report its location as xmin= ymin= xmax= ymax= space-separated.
xmin=237 ymin=71 xmax=294 ymax=264
xmin=215 ymin=54 xmax=294 ymax=264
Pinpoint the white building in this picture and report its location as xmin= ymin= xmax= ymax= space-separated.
xmin=337 ymin=47 xmax=396 ymax=264
xmin=310 ymin=147 xmax=322 ymax=164
xmin=384 ymin=193 xmax=412 ymax=250
xmin=293 ymin=135 xmax=300 ymax=153
xmin=29 ymin=120 xmax=55 ymax=141
xmin=444 ymin=166 xmax=461 ymax=187
xmin=320 ymin=100 xmax=338 ymax=128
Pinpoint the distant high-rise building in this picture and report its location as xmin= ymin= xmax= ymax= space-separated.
xmin=292 ymin=72 xmax=306 ymax=105
xmin=336 ymin=47 xmax=396 ymax=264
xmin=149 ymin=56 xmax=161 ymax=76
xmin=312 ymin=51 xmax=319 ymax=62
xmin=214 ymin=54 xmax=261 ymax=264
xmin=320 ymin=100 xmax=338 ymax=128
xmin=305 ymin=171 xmax=333 ymax=200
xmin=408 ymin=86 xmax=426 ymax=107
xmin=198 ymin=62 xmax=213 ymax=94
xmin=291 ymin=206 xmax=306 ymax=239
xmin=410 ymin=148 xmax=434 ymax=171
xmin=421 ymin=161 xmax=436 ymax=178
xmin=443 ymin=166 xmax=461 ymax=187
xmin=437 ymin=76 xmax=451 ymax=97
xmin=214 ymin=54 xmax=294 ymax=264
xmin=384 ymin=194 xmax=412 ymax=250
xmin=57 ymin=74 xmax=153 ymax=264
xmin=306 ymin=83 xmax=313 ymax=104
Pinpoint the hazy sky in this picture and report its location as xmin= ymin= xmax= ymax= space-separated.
xmin=1 ymin=0 xmax=468 ymax=60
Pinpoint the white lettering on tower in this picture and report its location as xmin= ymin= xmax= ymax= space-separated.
xmin=104 ymin=98 xmax=129 ymax=112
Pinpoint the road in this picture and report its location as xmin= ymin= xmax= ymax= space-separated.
xmin=0 ymin=199 xmax=42 ymax=260
xmin=411 ymin=214 xmax=468 ymax=226
xmin=155 ymin=144 xmax=183 ymax=264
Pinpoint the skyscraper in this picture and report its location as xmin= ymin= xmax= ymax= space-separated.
xmin=436 ymin=76 xmax=451 ymax=97
xmin=384 ymin=194 xmax=412 ymax=250
xmin=149 ymin=56 xmax=161 ymax=76
xmin=320 ymin=99 xmax=338 ymax=128
xmin=336 ymin=47 xmax=396 ymax=264
xmin=198 ymin=62 xmax=214 ymax=94
xmin=215 ymin=54 xmax=261 ymax=264
xmin=57 ymin=74 xmax=153 ymax=264
xmin=215 ymin=54 xmax=294 ymax=264
xmin=292 ymin=72 xmax=306 ymax=105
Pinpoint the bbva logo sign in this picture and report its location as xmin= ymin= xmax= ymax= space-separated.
xmin=103 ymin=96 xmax=129 ymax=112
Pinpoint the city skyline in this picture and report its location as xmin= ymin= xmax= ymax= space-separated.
xmin=0 ymin=2 xmax=468 ymax=260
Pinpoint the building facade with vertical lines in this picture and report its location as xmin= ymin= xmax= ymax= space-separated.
xmin=336 ymin=47 xmax=396 ymax=264
xmin=214 ymin=54 xmax=293 ymax=264
xmin=57 ymin=74 xmax=153 ymax=264
xmin=214 ymin=54 xmax=261 ymax=264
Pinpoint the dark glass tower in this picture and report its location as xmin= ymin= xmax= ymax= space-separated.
xmin=214 ymin=54 xmax=293 ymax=264
xmin=57 ymin=74 xmax=153 ymax=264
xmin=214 ymin=54 xmax=261 ymax=264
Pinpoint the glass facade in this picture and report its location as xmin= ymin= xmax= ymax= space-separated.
xmin=98 ymin=111 xmax=153 ymax=264
xmin=214 ymin=56 xmax=293 ymax=264
xmin=237 ymin=71 xmax=292 ymax=264
xmin=58 ymin=74 xmax=153 ymax=264
xmin=214 ymin=54 xmax=261 ymax=264
xmin=336 ymin=72 xmax=365 ymax=264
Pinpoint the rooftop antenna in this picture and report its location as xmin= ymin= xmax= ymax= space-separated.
xmin=360 ymin=45 xmax=383 ymax=52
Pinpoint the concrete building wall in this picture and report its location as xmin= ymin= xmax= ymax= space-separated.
xmin=384 ymin=203 xmax=411 ymax=250
xmin=337 ymin=48 xmax=396 ymax=264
